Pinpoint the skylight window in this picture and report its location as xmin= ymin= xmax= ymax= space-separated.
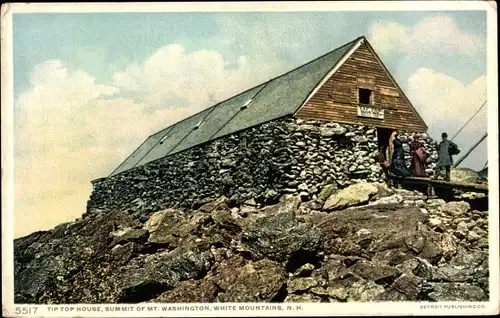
xmin=159 ymin=134 xmax=169 ymax=145
xmin=194 ymin=119 xmax=204 ymax=130
xmin=241 ymin=99 xmax=253 ymax=110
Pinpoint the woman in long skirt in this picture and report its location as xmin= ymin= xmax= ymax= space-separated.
xmin=410 ymin=141 xmax=427 ymax=177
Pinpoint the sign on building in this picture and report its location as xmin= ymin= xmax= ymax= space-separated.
xmin=357 ymin=105 xmax=384 ymax=119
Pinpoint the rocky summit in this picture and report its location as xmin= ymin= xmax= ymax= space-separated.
xmin=14 ymin=182 xmax=489 ymax=304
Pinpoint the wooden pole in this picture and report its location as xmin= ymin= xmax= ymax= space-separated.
xmin=453 ymin=133 xmax=488 ymax=168
xmin=451 ymin=101 xmax=486 ymax=141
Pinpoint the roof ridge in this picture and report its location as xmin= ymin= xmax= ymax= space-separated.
xmin=108 ymin=36 xmax=366 ymax=177
xmin=259 ymin=36 xmax=362 ymax=87
xmin=144 ymin=36 xmax=364 ymax=138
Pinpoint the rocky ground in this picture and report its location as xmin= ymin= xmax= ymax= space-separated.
xmin=14 ymin=182 xmax=489 ymax=304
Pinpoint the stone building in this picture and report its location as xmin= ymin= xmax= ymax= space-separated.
xmin=87 ymin=36 xmax=431 ymax=215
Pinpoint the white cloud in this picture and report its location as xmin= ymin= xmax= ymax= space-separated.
xmin=406 ymin=67 xmax=488 ymax=169
xmin=17 ymin=60 xmax=119 ymax=153
xmin=111 ymin=44 xmax=274 ymax=110
xmin=14 ymin=43 xmax=284 ymax=237
xmin=369 ymin=15 xmax=485 ymax=57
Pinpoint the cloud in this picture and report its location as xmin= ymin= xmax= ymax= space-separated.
xmin=369 ymin=15 xmax=485 ymax=57
xmin=111 ymin=44 xmax=275 ymax=110
xmin=406 ymin=67 xmax=487 ymax=169
xmin=14 ymin=42 xmax=284 ymax=237
xmin=16 ymin=60 xmax=118 ymax=153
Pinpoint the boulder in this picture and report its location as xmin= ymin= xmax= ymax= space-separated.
xmin=199 ymin=196 xmax=230 ymax=213
xmin=323 ymin=182 xmax=379 ymax=211
xmin=310 ymin=285 xmax=349 ymax=301
xmin=284 ymin=293 xmax=323 ymax=302
xmin=426 ymin=283 xmax=487 ymax=301
xmin=439 ymin=233 xmax=458 ymax=261
xmin=143 ymin=210 xmax=191 ymax=245
xmin=112 ymin=247 xmax=214 ymax=302
xmin=441 ymin=201 xmax=470 ymax=217
xmin=370 ymin=194 xmax=403 ymax=205
xmin=467 ymin=231 xmax=481 ymax=242
xmin=212 ymin=258 xmax=287 ymax=302
xmin=287 ymin=277 xmax=319 ymax=294
xmin=451 ymin=168 xmax=481 ymax=184
xmin=315 ymin=204 xmax=426 ymax=258
xmin=14 ymin=211 xmax=141 ymax=303
xmin=293 ymin=263 xmax=315 ymax=277
xmin=234 ymin=203 xmax=321 ymax=265
xmin=347 ymin=279 xmax=386 ymax=302
xmin=417 ymin=231 xmax=443 ymax=265
xmin=390 ymin=273 xmax=423 ymax=300
xmin=143 ymin=209 xmax=179 ymax=233
xmin=318 ymin=184 xmax=337 ymax=201
xmin=430 ymin=266 xmax=473 ymax=283
xmin=109 ymin=228 xmax=149 ymax=247
xmin=350 ymin=260 xmax=402 ymax=285
xmin=151 ymin=279 xmax=220 ymax=303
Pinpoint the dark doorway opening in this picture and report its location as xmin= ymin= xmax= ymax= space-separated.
xmin=377 ymin=127 xmax=394 ymax=159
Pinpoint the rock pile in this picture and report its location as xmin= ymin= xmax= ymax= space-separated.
xmin=398 ymin=131 xmax=439 ymax=176
xmin=87 ymin=118 xmax=384 ymax=216
xmin=451 ymin=167 xmax=488 ymax=184
xmin=15 ymin=182 xmax=489 ymax=303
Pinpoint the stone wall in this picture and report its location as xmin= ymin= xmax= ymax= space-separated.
xmin=87 ymin=117 xmax=439 ymax=216
xmin=87 ymin=117 xmax=385 ymax=215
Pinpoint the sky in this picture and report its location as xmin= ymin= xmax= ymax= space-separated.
xmin=11 ymin=9 xmax=490 ymax=238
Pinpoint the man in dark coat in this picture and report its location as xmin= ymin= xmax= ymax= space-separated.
xmin=434 ymin=132 xmax=459 ymax=181
xmin=390 ymin=132 xmax=412 ymax=178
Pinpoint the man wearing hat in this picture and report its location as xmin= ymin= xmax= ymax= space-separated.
xmin=433 ymin=132 xmax=460 ymax=181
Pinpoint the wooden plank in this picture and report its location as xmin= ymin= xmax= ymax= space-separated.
xmin=357 ymin=77 xmax=376 ymax=89
xmin=381 ymin=95 xmax=398 ymax=109
xmin=380 ymin=87 xmax=399 ymax=97
xmin=388 ymin=176 xmax=489 ymax=193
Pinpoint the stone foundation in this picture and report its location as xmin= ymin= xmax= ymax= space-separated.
xmin=86 ymin=117 xmax=438 ymax=216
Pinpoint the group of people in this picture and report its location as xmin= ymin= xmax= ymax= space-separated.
xmin=379 ymin=131 xmax=459 ymax=182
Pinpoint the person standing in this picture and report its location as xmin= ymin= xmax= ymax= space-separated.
xmin=390 ymin=132 xmax=412 ymax=178
xmin=382 ymin=131 xmax=397 ymax=171
xmin=410 ymin=141 xmax=427 ymax=177
xmin=434 ymin=132 xmax=459 ymax=181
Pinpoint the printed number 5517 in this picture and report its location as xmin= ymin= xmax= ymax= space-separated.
xmin=15 ymin=307 xmax=38 ymax=315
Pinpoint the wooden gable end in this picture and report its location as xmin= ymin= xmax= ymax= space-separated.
xmin=296 ymin=41 xmax=428 ymax=132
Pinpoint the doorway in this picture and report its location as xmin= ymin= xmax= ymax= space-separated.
xmin=377 ymin=127 xmax=394 ymax=159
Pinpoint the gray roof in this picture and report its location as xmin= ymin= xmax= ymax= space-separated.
xmin=109 ymin=37 xmax=361 ymax=176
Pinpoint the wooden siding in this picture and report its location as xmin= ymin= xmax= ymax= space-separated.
xmin=297 ymin=42 xmax=428 ymax=132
